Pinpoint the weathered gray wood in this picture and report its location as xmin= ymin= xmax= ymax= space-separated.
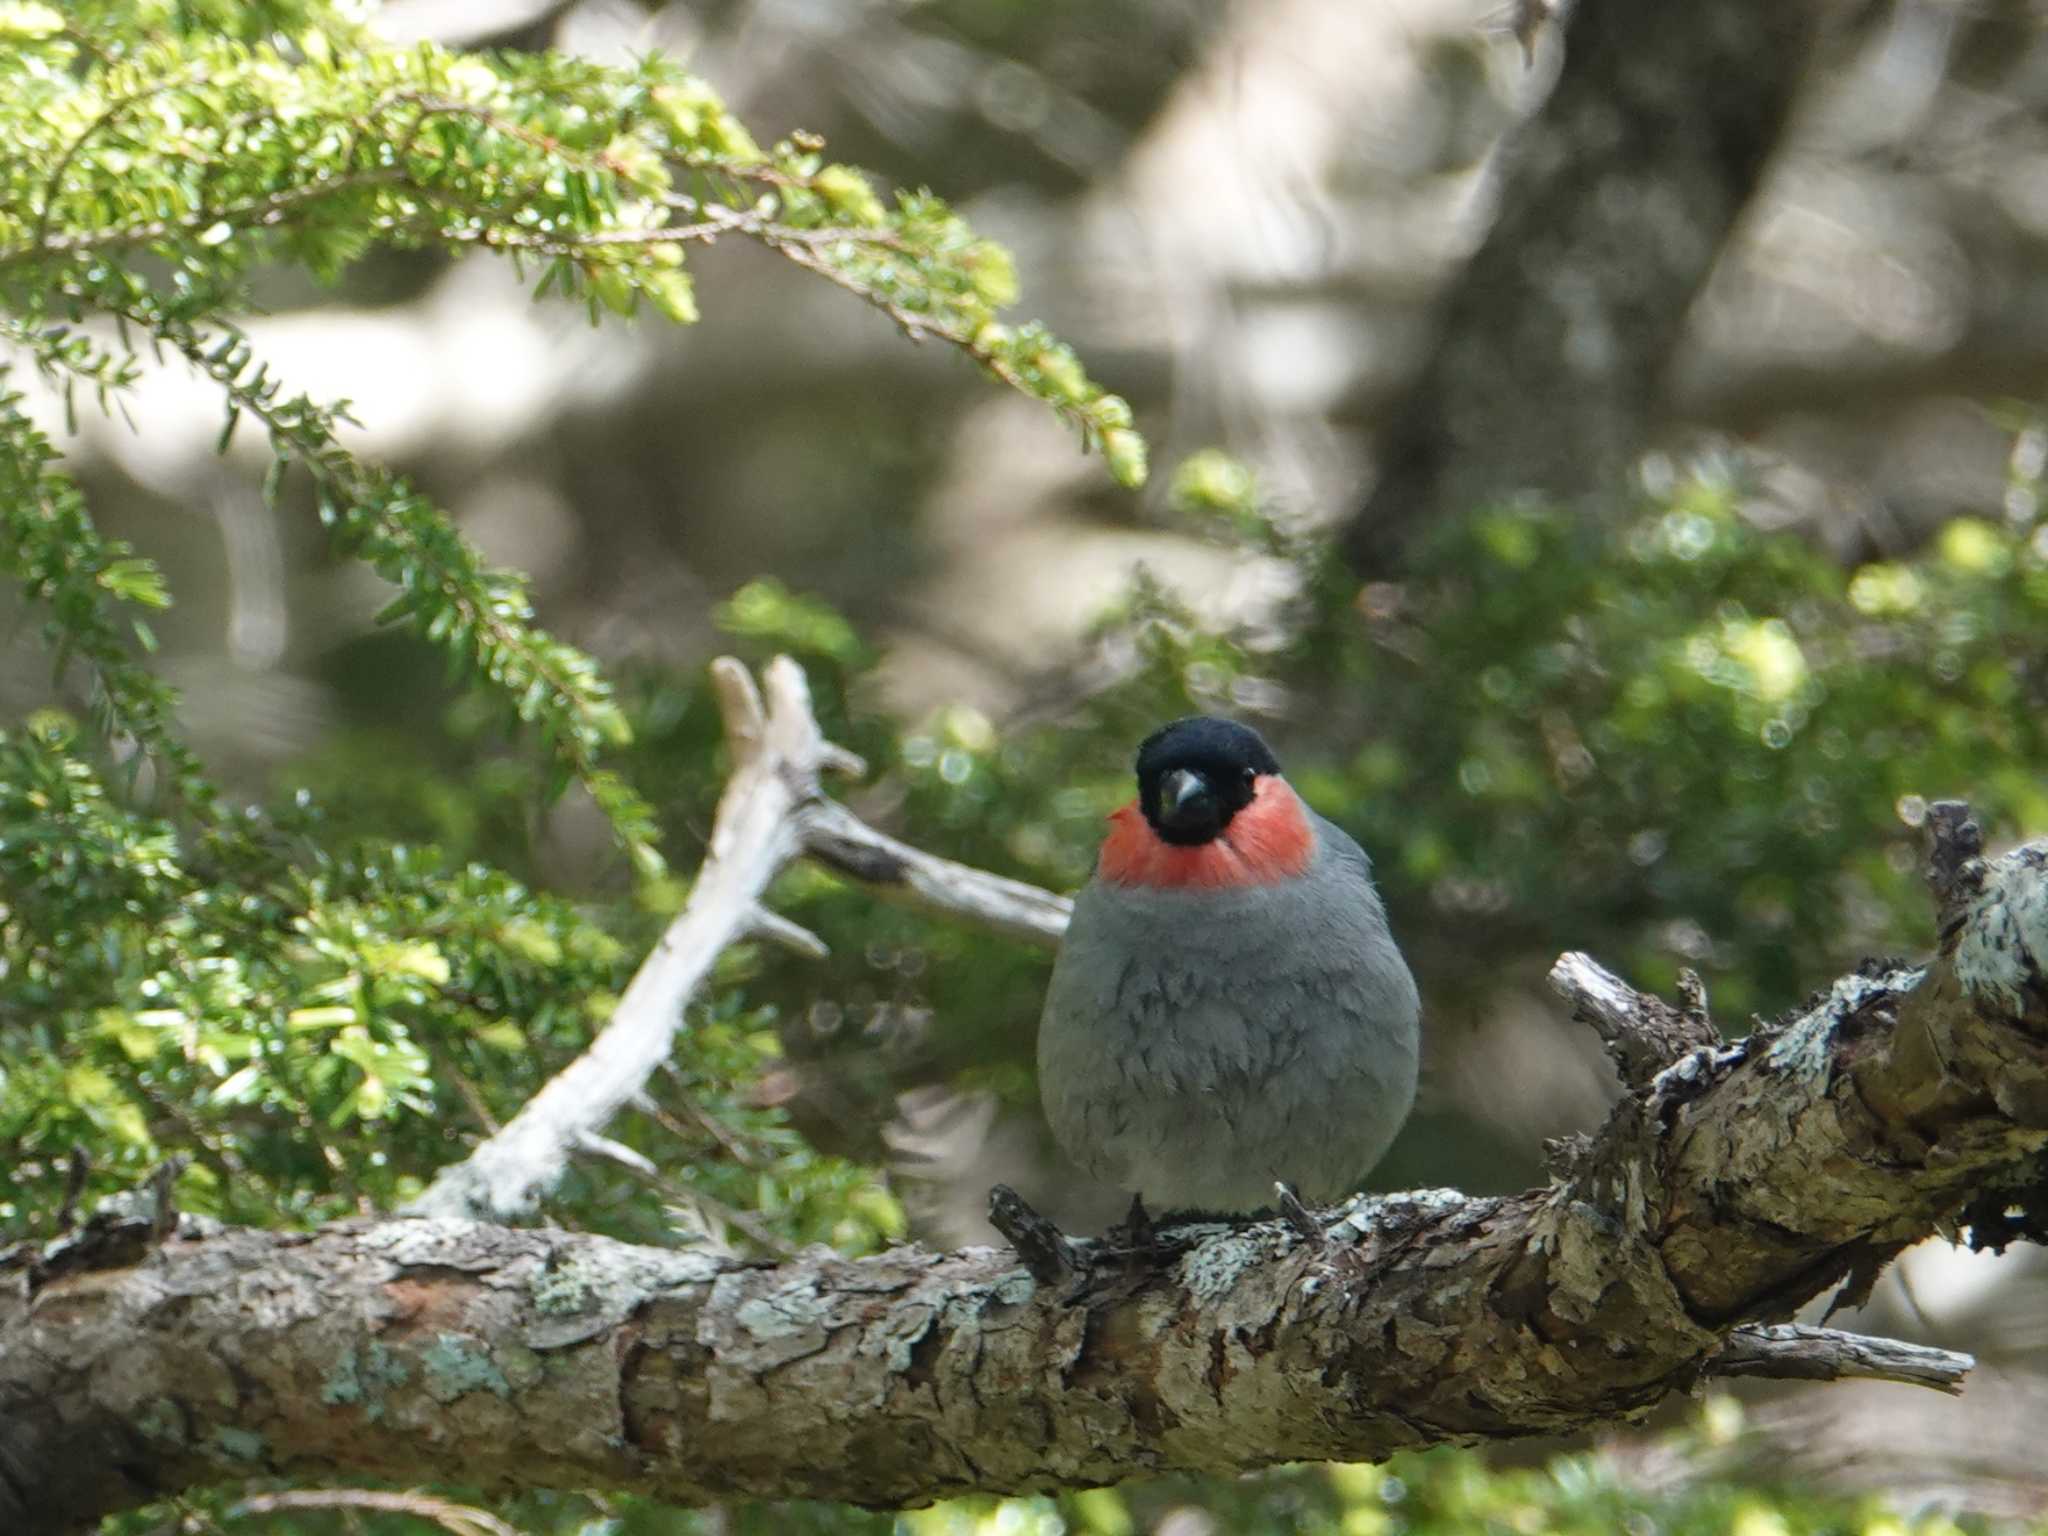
xmin=406 ymin=656 xmax=1070 ymax=1222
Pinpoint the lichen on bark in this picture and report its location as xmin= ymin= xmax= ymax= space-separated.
xmin=5 ymin=838 xmax=2046 ymax=1535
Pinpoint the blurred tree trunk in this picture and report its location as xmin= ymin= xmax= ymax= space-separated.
xmin=1344 ymin=0 xmax=1823 ymax=572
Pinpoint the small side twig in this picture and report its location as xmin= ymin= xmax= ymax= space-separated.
xmin=741 ymin=903 xmax=830 ymax=960
xmin=1548 ymin=952 xmax=1720 ymax=1092
xmin=229 ymin=1488 xmax=521 ymax=1536
xmin=53 ymin=1144 xmax=90 ymax=1234
xmin=571 ymin=1132 xmax=797 ymax=1258
xmin=19 ymin=1154 xmax=189 ymax=1295
xmin=1925 ymin=798 xmax=1986 ymax=935
xmin=1710 ymin=1324 xmax=1974 ymax=1396
xmin=410 ymin=654 xmax=1075 ymax=1223
xmin=407 ymin=656 xmax=852 ymax=1221
xmin=422 ymin=1037 xmax=502 ymax=1134
xmin=656 ymin=1065 xmax=765 ymax=1167
xmin=1675 ymin=968 xmax=1710 ymax=1029
xmin=1274 ymin=1182 xmax=1324 ymax=1243
xmin=802 ymin=799 xmax=1071 ymax=950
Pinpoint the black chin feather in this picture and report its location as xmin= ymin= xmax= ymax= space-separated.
xmin=1134 ymin=717 xmax=1281 ymax=845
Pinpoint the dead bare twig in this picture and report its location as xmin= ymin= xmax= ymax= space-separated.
xmin=408 ymin=654 xmax=1070 ymax=1221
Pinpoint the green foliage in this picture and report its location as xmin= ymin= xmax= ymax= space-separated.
xmin=0 ymin=379 xmax=215 ymax=818
xmin=0 ymin=708 xmax=909 ymax=1250
xmin=0 ymin=717 xmax=605 ymax=1222
xmin=1300 ymin=462 xmax=2048 ymax=1018
xmin=0 ymin=3 xmax=1142 ymax=472
xmin=0 ymin=0 xmax=1143 ymax=862
xmin=941 ymin=1418 xmax=1982 ymax=1536
xmin=0 ymin=0 xmax=1136 ymax=1248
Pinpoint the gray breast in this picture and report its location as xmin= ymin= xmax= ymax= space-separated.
xmin=1036 ymin=829 xmax=1420 ymax=1215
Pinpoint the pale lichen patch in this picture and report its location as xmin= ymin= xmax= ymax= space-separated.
xmin=1761 ymin=968 xmax=1917 ymax=1080
xmin=1958 ymin=848 xmax=2048 ymax=1016
xmin=362 ymin=1218 xmax=495 ymax=1268
xmin=421 ymin=1332 xmax=512 ymax=1401
xmin=529 ymin=1262 xmax=596 ymax=1318
xmin=321 ymin=1340 xmax=409 ymax=1419
xmin=1179 ymin=1233 xmax=1265 ymax=1303
xmin=1764 ymin=994 xmax=1844 ymax=1078
xmin=1648 ymin=1042 xmax=1747 ymax=1097
xmin=862 ymin=1301 xmax=936 ymax=1372
xmin=525 ymin=1238 xmax=723 ymax=1349
xmin=734 ymin=1282 xmax=828 ymax=1341
xmin=699 ymin=1271 xmax=834 ymax=1377
xmin=211 ymin=1426 xmax=266 ymax=1462
xmin=1328 ymin=1187 xmax=1465 ymax=1245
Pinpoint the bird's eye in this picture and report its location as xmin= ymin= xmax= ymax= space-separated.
xmin=1242 ymin=766 xmax=1258 ymax=786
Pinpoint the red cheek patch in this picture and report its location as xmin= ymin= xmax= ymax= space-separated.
xmin=1097 ymin=776 xmax=1316 ymax=889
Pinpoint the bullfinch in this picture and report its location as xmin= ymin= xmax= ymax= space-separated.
xmin=1036 ymin=716 xmax=1420 ymax=1220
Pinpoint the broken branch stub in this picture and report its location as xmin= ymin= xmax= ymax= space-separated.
xmin=1548 ymin=951 xmax=1720 ymax=1092
xmin=407 ymin=656 xmax=844 ymax=1221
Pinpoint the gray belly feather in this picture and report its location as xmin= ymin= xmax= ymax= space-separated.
xmin=1037 ymin=825 xmax=1420 ymax=1214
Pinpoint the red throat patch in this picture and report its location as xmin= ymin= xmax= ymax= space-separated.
xmin=1097 ymin=775 xmax=1316 ymax=889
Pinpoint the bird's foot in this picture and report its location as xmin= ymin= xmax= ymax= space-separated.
xmin=1109 ymin=1192 xmax=1159 ymax=1252
xmin=1274 ymin=1181 xmax=1325 ymax=1243
xmin=987 ymin=1184 xmax=1085 ymax=1289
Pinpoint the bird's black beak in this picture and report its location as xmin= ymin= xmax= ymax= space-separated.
xmin=1154 ymin=767 xmax=1224 ymax=843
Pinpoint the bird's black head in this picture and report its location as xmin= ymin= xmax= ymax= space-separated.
xmin=1133 ymin=716 xmax=1282 ymax=846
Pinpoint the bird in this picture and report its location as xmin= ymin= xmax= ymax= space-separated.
xmin=1036 ymin=716 xmax=1420 ymax=1225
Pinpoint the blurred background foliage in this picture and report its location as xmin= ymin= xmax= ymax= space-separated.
xmin=8 ymin=0 xmax=2048 ymax=1531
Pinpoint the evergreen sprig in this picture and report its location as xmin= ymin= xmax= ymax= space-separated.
xmin=0 ymin=8 xmax=1142 ymax=473
xmin=0 ymin=1 xmax=1145 ymax=869
xmin=170 ymin=310 xmax=670 ymax=876
xmin=0 ymin=379 xmax=216 ymax=820
xmin=0 ymin=0 xmax=993 ymax=1258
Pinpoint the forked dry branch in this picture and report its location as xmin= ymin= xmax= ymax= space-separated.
xmin=407 ymin=655 xmax=1069 ymax=1222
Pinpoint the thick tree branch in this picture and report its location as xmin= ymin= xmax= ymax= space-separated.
xmin=408 ymin=656 xmax=1071 ymax=1221
xmin=12 ymin=815 xmax=2048 ymax=1534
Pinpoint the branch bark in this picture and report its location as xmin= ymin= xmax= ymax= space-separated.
xmin=1705 ymin=1325 xmax=1973 ymax=1395
xmin=407 ymin=655 xmax=1070 ymax=1221
xmin=10 ymin=817 xmax=2047 ymax=1535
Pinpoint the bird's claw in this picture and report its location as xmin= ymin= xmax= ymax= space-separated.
xmin=987 ymin=1184 xmax=1085 ymax=1288
xmin=1275 ymin=1181 xmax=1324 ymax=1243
xmin=1111 ymin=1192 xmax=1159 ymax=1252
